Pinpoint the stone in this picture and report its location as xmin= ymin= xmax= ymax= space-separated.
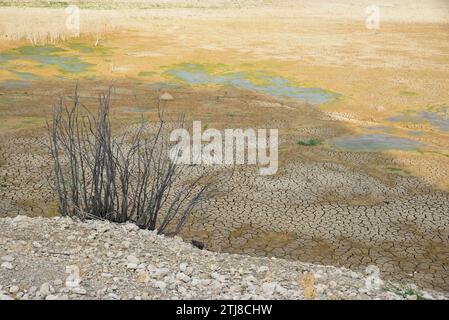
xmin=1 ymin=262 xmax=13 ymax=270
xmin=257 ymin=266 xmax=269 ymax=273
xmin=39 ymin=283 xmax=53 ymax=296
xmin=137 ymin=270 xmax=151 ymax=283
xmin=9 ymin=285 xmax=19 ymax=294
xmin=155 ymin=281 xmax=167 ymax=290
xmin=12 ymin=215 xmax=27 ymax=223
xmin=261 ymin=282 xmax=276 ymax=295
xmin=65 ymin=265 xmax=81 ymax=288
xmin=72 ymin=287 xmax=87 ymax=295
xmin=96 ymin=224 xmax=110 ymax=234
xmin=32 ymin=241 xmax=42 ymax=248
xmin=53 ymin=279 xmax=63 ymax=286
xmin=126 ymin=263 xmax=138 ymax=270
xmin=176 ymin=272 xmax=191 ymax=283
xmin=151 ymin=267 xmax=170 ymax=277
xmin=159 ymin=92 xmax=174 ymax=101
xmin=179 ymin=262 xmax=188 ymax=272
xmin=0 ymin=214 xmax=448 ymax=301
xmin=1 ymin=255 xmax=14 ymax=262
xmin=127 ymin=255 xmax=140 ymax=264
xmin=210 ymin=272 xmax=226 ymax=282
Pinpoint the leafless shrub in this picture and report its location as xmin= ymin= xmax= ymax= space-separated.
xmin=47 ymin=87 xmax=220 ymax=235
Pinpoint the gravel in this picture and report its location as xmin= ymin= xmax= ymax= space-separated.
xmin=0 ymin=215 xmax=447 ymax=300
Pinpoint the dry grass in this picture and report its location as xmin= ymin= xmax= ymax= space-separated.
xmin=0 ymin=7 xmax=122 ymax=44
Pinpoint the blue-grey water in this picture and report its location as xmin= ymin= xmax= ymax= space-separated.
xmin=0 ymin=46 xmax=93 ymax=74
xmin=330 ymin=134 xmax=424 ymax=152
xmin=387 ymin=107 xmax=449 ymax=132
xmin=166 ymin=64 xmax=338 ymax=105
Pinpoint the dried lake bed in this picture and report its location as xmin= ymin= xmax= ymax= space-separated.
xmin=1 ymin=0 xmax=449 ymax=295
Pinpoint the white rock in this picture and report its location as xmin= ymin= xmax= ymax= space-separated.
xmin=108 ymin=293 xmax=120 ymax=300
xmin=151 ymin=267 xmax=170 ymax=278
xmin=210 ymin=272 xmax=226 ymax=282
xmin=39 ymin=283 xmax=54 ymax=296
xmin=1 ymin=255 xmax=14 ymax=262
xmin=176 ymin=272 xmax=191 ymax=283
xmin=126 ymin=263 xmax=138 ymax=270
xmin=261 ymin=282 xmax=277 ymax=295
xmin=421 ymin=292 xmax=434 ymax=300
xmin=315 ymin=284 xmax=328 ymax=294
xmin=9 ymin=285 xmax=19 ymax=294
xmin=190 ymin=278 xmax=209 ymax=287
xmin=53 ymin=279 xmax=63 ymax=286
xmin=1 ymin=262 xmax=13 ymax=270
xmin=65 ymin=265 xmax=81 ymax=288
xmin=127 ymin=255 xmax=140 ymax=264
xmin=137 ymin=270 xmax=151 ymax=283
xmin=122 ymin=223 xmax=139 ymax=232
xmin=155 ymin=281 xmax=167 ymax=290
xmin=276 ymin=284 xmax=287 ymax=295
xmin=257 ymin=266 xmax=269 ymax=273
xmin=159 ymin=92 xmax=174 ymax=101
xmin=32 ymin=241 xmax=42 ymax=248
xmin=13 ymin=215 xmax=28 ymax=223
xmin=101 ymin=273 xmax=113 ymax=278
xmin=96 ymin=224 xmax=110 ymax=233
xmin=72 ymin=287 xmax=87 ymax=295
xmin=179 ymin=263 xmax=188 ymax=272
xmin=109 ymin=285 xmax=118 ymax=291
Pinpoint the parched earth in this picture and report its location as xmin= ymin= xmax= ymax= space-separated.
xmin=1 ymin=215 xmax=448 ymax=300
xmin=184 ymin=161 xmax=449 ymax=291
xmin=1 ymin=119 xmax=449 ymax=293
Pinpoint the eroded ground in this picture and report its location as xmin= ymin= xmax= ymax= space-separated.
xmin=1 ymin=1 xmax=449 ymax=291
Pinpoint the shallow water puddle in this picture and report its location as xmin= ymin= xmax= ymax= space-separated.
xmin=330 ymin=133 xmax=424 ymax=152
xmin=0 ymin=45 xmax=94 ymax=74
xmin=387 ymin=107 xmax=449 ymax=132
xmin=165 ymin=63 xmax=338 ymax=105
xmin=0 ymin=69 xmax=40 ymax=88
xmin=0 ymin=79 xmax=31 ymax=89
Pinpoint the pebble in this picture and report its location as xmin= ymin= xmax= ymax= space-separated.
xmin=257 ymin=266 xmax=269 ymax=273
xmin=127 ymin=255 xmax=140 ymax=264
xmin=0 ymin=216 xmax=446 ymax=300
xmin=176 ymin=272 xmax=191 ymax=283
xmin=39 ymin=283 xmax=54 ymax=296
xmin=9 ymin=285 xmax=19 ymax=294
xmin=155 ymin=281 xmax=167 ymax=290
xmin=261 ymin=282 xmax=277 ymax=295
xmin=179 ymin=263 xmax=188 ymax=272
xmin=126 ymin=263 xmax=138 ymax=270
xmin=72 ymin=287 xmax=87 ymax=295
xmin=53 ymin=279 xmax=63 ymax=286
xmin=1 ymin=255 xmax=14 ymax=262
xmin=32 ymin=241 xmax=42 ymax=248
